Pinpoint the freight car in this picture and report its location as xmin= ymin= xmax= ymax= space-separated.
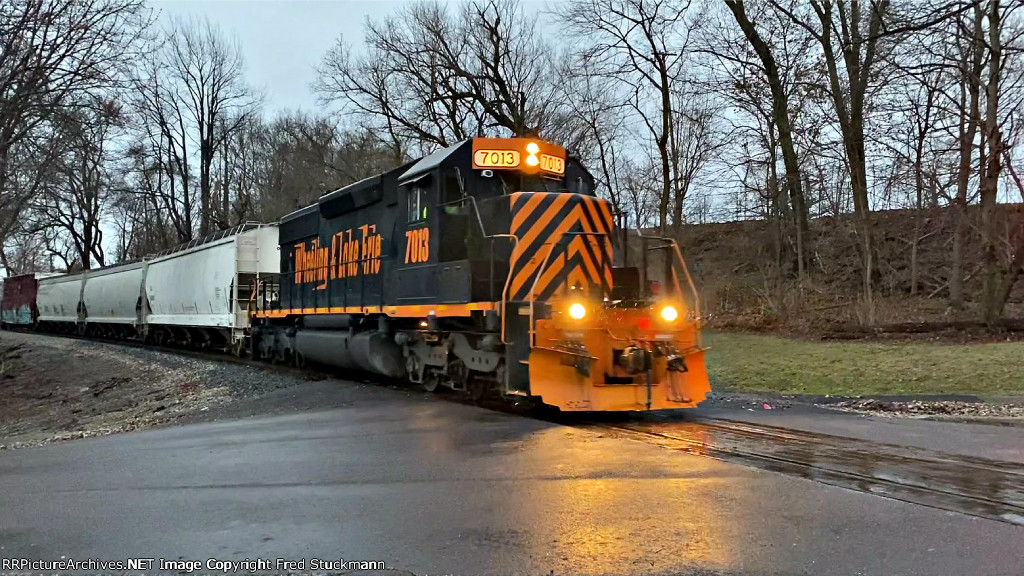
xmin=5 ymin=224 xmax=279 ymax=354
xmin=0 ymin=273 xmax=59 ymax=327
xmin=0 ymin=273 xmax=50 ymax=326
xmin=251 ymin=137 xmax=711 ymax=411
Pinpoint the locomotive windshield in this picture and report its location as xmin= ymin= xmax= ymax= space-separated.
xmin=480 ymin=171 xmax=563 ymax=196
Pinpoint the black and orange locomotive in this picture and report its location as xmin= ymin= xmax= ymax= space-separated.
xmin=252 ymin=138 xmax=710 ymax=411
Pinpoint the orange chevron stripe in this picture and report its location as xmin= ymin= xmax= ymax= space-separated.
xmin=511 ymin=193 xmax=547 ymax=233
xmin=511 ymin=194 xmax=572 ymax=263
xmin=510 ymin=202 xmax=583 ymax=296
xmin=522 ymin=193 xmax=570 ymax=241
xmin=508 ymin=193 xmax=617 ymax=301
xmin=583 ymin=198 xmax=615 ymax=287
xmin=568 ymin=236 xmax=602 ymax=287
xmin=568 ymin=202 xmax=612 ymax=280
xmin=510 ymin=191 xmax=527 ymax=211
xmin=566 ymin=266 xmax=591 ymax=295
xmin=579 ymin=197 xmax=608 ymax=238
xmin=532 ymin=236 xmax=603 ymax=299
xmin=529 ymin=252 xmax=565 ymax=298
xmin=596 ymin=196 xmax=614 ymax=228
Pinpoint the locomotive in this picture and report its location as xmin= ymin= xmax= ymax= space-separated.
xmin=251 ymin=137 xmax=710 ymax=411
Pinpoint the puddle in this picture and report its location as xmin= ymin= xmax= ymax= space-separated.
xmin=615 ymin=420 xmax=1024 ymax=526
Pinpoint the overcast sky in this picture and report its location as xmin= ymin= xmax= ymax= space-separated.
xmin=152 ymin=1 xmax=553 ymax=115
xmin=152 ymin=0 xmax=414 ymax=114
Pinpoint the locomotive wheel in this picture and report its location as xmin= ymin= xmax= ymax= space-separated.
xmin=468 ymin=373 xmax=488 ymax=403
xmin=271 ymin=347 xmax=285 ymax=365
xmin=422 ymin=373 xmax=439 ymax=393
xmin=446 ymin=359 xmax=469 ymax=393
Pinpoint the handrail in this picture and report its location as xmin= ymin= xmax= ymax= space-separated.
xmin=635 ymin=230 xmax=701 ymax=323
xmin=147 ymin=221 xmax=269 ymax=259
xmin=527 ymin=243 xmax=559 ymax=347
xmin=671 ymin=241 xmax=701 ymax=323
xmin=526 ymin=230 xmax=611 ymax=347
xmin=436 ymin=195 xmax=519 ymax=344
xmin=497 ymin=234 xmax=519 ymax=344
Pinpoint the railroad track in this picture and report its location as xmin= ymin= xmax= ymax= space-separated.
xmin=5 ymin=329 xmax=329 ymax=380
xmin=599 ymin=418 xmax=1024 ymax=527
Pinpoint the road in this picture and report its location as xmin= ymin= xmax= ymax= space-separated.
xmin=0 ymin=382 xmax=1022 ymax=576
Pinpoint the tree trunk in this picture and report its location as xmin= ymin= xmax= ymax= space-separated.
xmin=911 ymin=148 xmax=924 ymax=296
xmin=981 ymin=0 xmax=1005 ymax=324
xmin=950 ymin=3 xmax=985 ymax=310
xmin=657 ymin=65 xmax=673 ymax=234
xmin=725 ymin=0 xmax=810 ymax=276
xmin=222 ymin=121 xmax=230 ymax=228
xmin=846 ymin=112 xmax=875 ymax=324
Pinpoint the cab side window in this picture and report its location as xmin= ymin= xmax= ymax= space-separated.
xmin=408 ymin=185 xmax=429 ymax=223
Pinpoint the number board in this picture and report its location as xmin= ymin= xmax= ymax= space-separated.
xmin=474 ymin=149 xmax=521 ymax=169
xmin=539 ymin=154 xmax=565 ymax=175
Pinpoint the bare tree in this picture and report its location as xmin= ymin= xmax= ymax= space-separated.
xmin=128 ymin=16 xmax=259 ymax=243
xmin=553 ymin=58 xmax=631 ymax=230
xmin=0 ymin=0 xmax=147 ymax=247
xmin=764 ymin=0 xmax=968 ymax=324
xmin=163 ymin=17 xmax=260 ymax=235
xmin=31 ymin=97 xmax=125 ymax=269
xmin=871 ymin=61 xmax=950 ymax=296
xmin=978 ymin=0 xmax=1024 ymax=322
xmin=949 ymin=3 xmax=986 ymax=309
xmin=316 ymin=0 xmax=557 ymax=157
xmin=557 ymin=0 xmax=705 ymax=233
xmin=720 ymin=0 xmax=813 ymax=275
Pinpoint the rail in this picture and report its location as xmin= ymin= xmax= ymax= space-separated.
xmin=603 ymin=418 xmax=1024 ymax=527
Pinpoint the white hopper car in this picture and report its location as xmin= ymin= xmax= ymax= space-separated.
xmin=34 ymin=224 xmax=279 ymax=354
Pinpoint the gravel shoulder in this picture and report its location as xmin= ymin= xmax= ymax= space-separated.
xmin=0 ymin=331 xmax=319 ymax=449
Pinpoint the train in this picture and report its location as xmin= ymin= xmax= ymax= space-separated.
xmin=1 ymin=137 xmax=711 ymax=412
xmin=0 ymin=225 xmax=280 ymax=355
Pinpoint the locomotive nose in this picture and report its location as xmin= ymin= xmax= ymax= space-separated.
xmin=524 ymin=302 xmax=711 ymax=412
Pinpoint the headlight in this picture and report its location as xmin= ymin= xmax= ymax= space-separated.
xmin=568 ymin=303 xmax=587 ymax=320
xmin=660 ymin=305 xmax=678 ymax=322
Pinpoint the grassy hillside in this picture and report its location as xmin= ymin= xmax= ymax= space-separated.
xmin=675 ymin=204 xmax=1024 ymax=332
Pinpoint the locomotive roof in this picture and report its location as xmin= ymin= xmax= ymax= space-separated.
xmin=398 ymin=140 xmax=466 ymax=184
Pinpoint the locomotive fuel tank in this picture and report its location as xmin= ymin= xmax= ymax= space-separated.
xmin=294 ymin=330 xmax=405 ymax=378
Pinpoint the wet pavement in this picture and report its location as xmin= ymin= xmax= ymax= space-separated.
xmin=609 ymin=419 xmax=1024 ymax=526
xmin=0 ymin=383 xmax=1022 ymax=575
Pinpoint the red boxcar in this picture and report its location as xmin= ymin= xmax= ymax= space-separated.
xmin=2 ymin=273 xmax=39 ymax=326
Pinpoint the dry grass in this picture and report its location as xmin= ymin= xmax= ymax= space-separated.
xmin=704 ymin=331 xmax=1024 ymax=397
